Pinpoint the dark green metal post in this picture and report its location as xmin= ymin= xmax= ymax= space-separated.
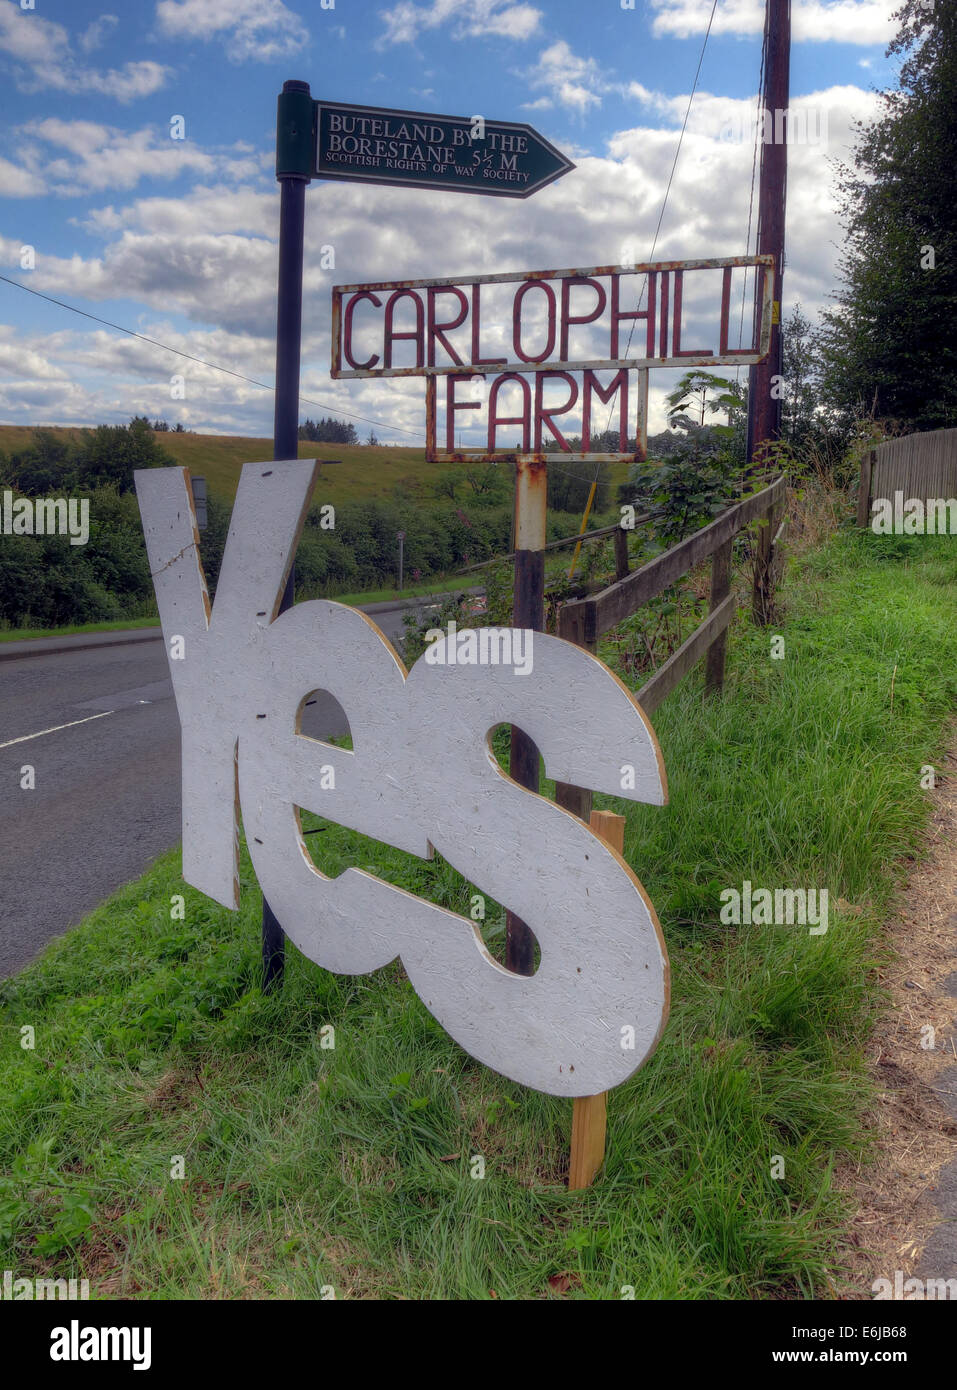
xmin=263 ymin=80 xmax=314 ymax=992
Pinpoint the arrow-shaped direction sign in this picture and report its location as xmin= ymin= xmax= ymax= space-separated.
xmin=314 ymin=100 xmax=574 ymax=199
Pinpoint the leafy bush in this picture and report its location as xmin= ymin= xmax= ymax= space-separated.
xmin=0 ymin=423 xmax=203 ymax=628
xmin=627 ymin=446 xmax=741 ymax=545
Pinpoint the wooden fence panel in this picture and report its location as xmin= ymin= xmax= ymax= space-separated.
xmin=860 ymin=429 xmax=957 ymax=523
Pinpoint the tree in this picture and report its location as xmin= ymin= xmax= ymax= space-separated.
xmin=665 ymin=370 xmax=745 ymax=432
xmin=781 ymin=305 xmax=819 ymax=444
xmin=299 ymin=416 xmax=359 ymax=444
xmin=3 ymin=429 xmax=76 ymax=493
xmin=660 ymin=370 xmax=748 ymax=470
xmin=77 ymin=417 xmax=175 ymax=492
xmin=820 ymin=0 xmax=957 ymax=431
xmin=4 ymin=420 xmax=174 ymax=495
xmin=463 ymin=464 xmax=509 ymax=500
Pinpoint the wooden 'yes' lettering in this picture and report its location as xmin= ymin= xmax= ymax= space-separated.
xmin=136 ymin=460 xmax=669 ymax=1096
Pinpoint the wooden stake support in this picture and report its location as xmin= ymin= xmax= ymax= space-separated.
xmin=568 ymin=808 xmax=625 ymax=1189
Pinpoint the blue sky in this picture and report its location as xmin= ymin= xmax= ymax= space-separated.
xmin=0 ymin=0 xmax=901 ymax=440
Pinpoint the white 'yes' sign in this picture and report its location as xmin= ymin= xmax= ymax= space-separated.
xmin=135 ymin=460 xmax=669 ymax=1097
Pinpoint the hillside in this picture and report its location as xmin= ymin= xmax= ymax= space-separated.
xmin=0 ymin=426 xmax=631 ymax=507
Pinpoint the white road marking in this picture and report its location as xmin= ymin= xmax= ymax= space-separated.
xmin=0 ymin=710 xmax=115 ymax=749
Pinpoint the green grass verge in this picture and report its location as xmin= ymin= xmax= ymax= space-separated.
xmin=327 ymin=577 xmax=483 ymax=608
xmin=0 ymin=585 xmax=471 ymax=641
xmin=2 ymin=527 xmax=956 ymax=1300
xmin=0 ymin=616 xmax=160 ymax=644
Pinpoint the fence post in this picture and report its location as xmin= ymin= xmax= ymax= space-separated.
xmin=704 ymin=538 xmax=732 ymax=695
xmin=613 ymin=525 xmax=630 ymax=581
xmin=751 ymin=494 xmax=785 ymax=627
xmin=856 ymin=448 xmax=875 ymax=528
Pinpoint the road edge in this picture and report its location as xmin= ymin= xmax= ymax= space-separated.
xmin=0 ymin=588 xmax=482 ymax=663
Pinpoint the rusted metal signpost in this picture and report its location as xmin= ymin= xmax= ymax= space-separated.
xmin=332 ymin=257 xmax=773 ymax=462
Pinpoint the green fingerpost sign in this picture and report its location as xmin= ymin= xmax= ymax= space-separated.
xmin=313 ymin=99 xmax=574 ymax=198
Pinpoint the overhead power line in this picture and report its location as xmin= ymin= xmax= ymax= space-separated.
xmin=639 ymin=0 xmax=721 ymax=280
xmin=0 ymin=272 xmax=425 ymax=441
xmin=600 ymin=0 xmax=720 ymax=444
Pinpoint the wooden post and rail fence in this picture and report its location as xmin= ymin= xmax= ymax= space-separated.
xmin=558 ymin=474 xmax=786 ymax=713
xmin=560 ymin=473 xmax=787 ymax=1186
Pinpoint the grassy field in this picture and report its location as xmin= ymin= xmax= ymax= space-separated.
xmin=0 ymin=424 xmax=435 ymax=506
xmin=2 ymin=525 xmax=956 ymax=1299
xmin=0 ymin=425 xmax=630 ymax=508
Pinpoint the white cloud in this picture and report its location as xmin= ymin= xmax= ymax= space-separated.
xmin=476 ymin=3 xmax=540 ymax=39
xmin=155 ymin=0 xmax=309 ymax=63
xmin=525 ymin=40 xmax=609 ymax=113
xmin=0 ymin=376 xmax=93 ymax=421
xmin=80 ymin=185 xmax=277 ymax=238
xmin=0 ymin=0 xmax=70 ymax=63
xmin=0 ymin=155 xmax=45 ymax=197
xmin=0 ymin=330 xmax=71 ymax=382
xmin=0 ymin=322 xmax=357 ymax=438
xmin=623 ymin=81 xmax=878 ymax=153
xmin=16 ymin=120 xmax=216 ymax=196
xmin=45 ymin=60 xmax=168 ymax=101
xmin=650 ymin=0 xmax=897 ymax=45
xmin=606 ymin=83 xmax=882 ymax=321
xmin=78 ymin=13 xmax=119 ymax=54
xmin=378 ymin=0 xmax=541 ymax=47
xmin=5 ymin=121 xmax=264 ymax=198
xmin=27 ymin=231 xmax=284 ymax=337
xmin=0 ymin=0 xmax=169 ymax=101
xmin=0 ymin=233 xmax=23 ymax=266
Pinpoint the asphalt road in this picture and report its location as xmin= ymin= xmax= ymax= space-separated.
xmin=0 ymin=599 xmax=440 ymax=978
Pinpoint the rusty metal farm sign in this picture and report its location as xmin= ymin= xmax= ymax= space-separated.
xmin=332 ymin=256 xmax=774 ymax=462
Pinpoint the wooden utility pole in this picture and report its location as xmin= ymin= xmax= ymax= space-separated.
xmin=748 ymin=0 xmax=790 ymax=625
xmin=747 ymin=0 xmax=790 ymax=468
